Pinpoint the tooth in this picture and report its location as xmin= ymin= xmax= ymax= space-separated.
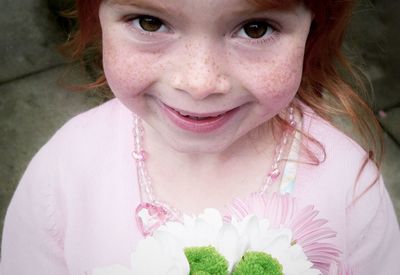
xmin=211 ymin=113 xmax=225 ymax=118
xmin=178 ymin=110 xmax=192 ymax=116
xmin=176 ymin=109 xmax=226 ymax=118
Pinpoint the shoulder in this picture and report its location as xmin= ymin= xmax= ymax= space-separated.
xmin=292 ymin=105 xmax=387 ymax=254
xmin=1 ymin=99 xmax=139 ymax=273
xmin=301 ymin=105 xmax=368 ymax=164
xmin=298 ymin=105 xmax=380 ymax=197
xmin=299 ymin=105 xmax=375 ymax=184
xmin=294 ymin=105 xmax=381 ymax=220
xmin=25 ymin=98 xmax=134 ymax=191
xmin=41 ymin=98 xmax=131 ymax=157
xmin=22 ymin=97 xmax=137 ymax=227
xmin=54 ymin=98 xmax=130 ymax=141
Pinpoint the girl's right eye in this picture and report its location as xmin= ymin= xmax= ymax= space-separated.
xmin=238 ymin=21 xmax=275 ymax=39
xmin=131 ymin=15 xmax=168 ymax=33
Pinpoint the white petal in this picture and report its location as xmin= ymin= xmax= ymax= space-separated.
xmin=277 ymin=245 xmax=314 ymax=275
xmin=236 ymin=215 xmax=258 ymax=235
xmin=131 ymin=238 xmax=170 ymax=275
xmin=163 ymin=259 xmax=190 ymax=275
xmin=216 ymin=223 xmax=241 ymax=271
xmin=199 ymin=208 xmax=223 ymax=228
xmin=186 ymin=219 xmax=213 ymax=247
xmin=182 ymin=214 xmax=196 ymax=227
xmin=250 ymin=228 xmax=291 ymax=254
xmin=240 ymin=215 xmax=260 ymax=242
xmin=153 ymin=231 xmax=183 ymax=255
xmin=258 ymin=218 xmax=270 ymax=229
xmin=262 ymin=230 xmax=292 ymax=256
xmin=160 ymin=220 xmax=185 ymax=236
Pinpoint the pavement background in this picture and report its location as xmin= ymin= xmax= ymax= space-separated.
xmin=1 ymin=0 xmax=399 ymax=244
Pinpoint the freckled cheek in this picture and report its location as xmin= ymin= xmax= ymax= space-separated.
xmin=239 ymin=54 xmax=303 ymax=108
xmin=261 ymin=67 xmax=301 ymax=100
xmin=102 ymin=41 xmax=161 ymax=99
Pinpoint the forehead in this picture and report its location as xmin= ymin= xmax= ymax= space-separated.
xmin=108 ymin=0 xmax=299 ymax=12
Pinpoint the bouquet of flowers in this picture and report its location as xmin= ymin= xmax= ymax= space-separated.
xmin=93 ymin=193 xmax=345 ymax=275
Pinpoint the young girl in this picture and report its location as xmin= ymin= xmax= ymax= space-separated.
xmin=1 ymin=0 xmax=399 ymax=274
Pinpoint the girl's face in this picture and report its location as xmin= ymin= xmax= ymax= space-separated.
xmin=99 ymin=0 xmax=312 ymax=153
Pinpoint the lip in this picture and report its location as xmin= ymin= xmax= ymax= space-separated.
xmin=159 ymin=102 xmax=240 ymax=133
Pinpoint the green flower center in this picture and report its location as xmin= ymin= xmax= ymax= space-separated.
xmin=184 ymin=246 xmax=229 ymax=275
xmin=232 ymin=251 xmax=283 ymax=275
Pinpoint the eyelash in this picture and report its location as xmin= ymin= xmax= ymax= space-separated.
xmin=125 ymin=15 xmax=280 ymax=45
xmin=235 ymin=20 xmax=279 ymax=45
xmin=124 ymin=15 xmax=169 ymax=37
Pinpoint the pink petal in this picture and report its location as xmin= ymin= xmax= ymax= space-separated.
xmin=227 ymin=192 xmax=343 ymax=272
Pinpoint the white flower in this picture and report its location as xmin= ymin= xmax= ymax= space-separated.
xmin=155 ymin=208 xmax=245 ymax=272
xmin=92 ymin=233 xmax=189 ymax=275
xmin=131 ymin=233 xmax=190 ymax=275
xmin=93 ymin=208 xmax=320 ymax=275
xmin=237 ymin=215 xmax=320 ymax=275
xmin=229 ymin=193 xmax=341 ymax=274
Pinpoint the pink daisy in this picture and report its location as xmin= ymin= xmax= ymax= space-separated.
xmin=227 ymin=192 xmax=350 ymax=274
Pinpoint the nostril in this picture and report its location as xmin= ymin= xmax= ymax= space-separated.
xmin=170 ymin=72 xmax=231 ymax=100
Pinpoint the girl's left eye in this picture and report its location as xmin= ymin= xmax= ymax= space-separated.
xmin=131 ymin=15 xmax=168 ymax=33
xmin=237 ymin=21 xmax=274 ymax=39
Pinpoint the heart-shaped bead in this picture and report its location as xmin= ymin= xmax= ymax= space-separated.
xmin=135 ymin=203 xmax=170 ymax=236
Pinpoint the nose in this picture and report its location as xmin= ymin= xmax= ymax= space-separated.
xmin=169 ymin=39 xmax=231 ymax=100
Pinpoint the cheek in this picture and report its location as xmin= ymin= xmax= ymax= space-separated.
xmin=102 ymin=37 xmax=161 ymax=100
xmin=258 ymin=62 xmax=302 ymax=103
xmin=239 ymin=51 xmax=304 ymax=114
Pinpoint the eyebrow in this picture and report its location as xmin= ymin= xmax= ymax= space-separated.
xmin=107 ymin=0 xmax=299 ymax=20
xmin=108 ymin=0 xmax=178 ymax=16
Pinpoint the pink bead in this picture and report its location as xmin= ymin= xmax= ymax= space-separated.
xmin=132 ymin=150 xmax=147 ymax=161
xmin=135 ymin=203 xmax=170 ymax=236
xmin=268 ymin=168 xmax=280 ymax=180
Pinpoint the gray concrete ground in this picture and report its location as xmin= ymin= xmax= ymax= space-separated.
xmin=1 ymin=0 xmax=399 ymax=243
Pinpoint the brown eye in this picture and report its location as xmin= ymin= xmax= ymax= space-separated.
xmin=242 ymin=21 xmax=271 ymax=39
xmin=138 ymin=15 xmax=163 ymax=32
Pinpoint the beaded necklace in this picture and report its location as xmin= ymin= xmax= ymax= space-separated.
xmin=132 ymin=106 xmax=296 ymax=236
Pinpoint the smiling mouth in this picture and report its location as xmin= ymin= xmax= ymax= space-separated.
xmin=163 ymin=102 xmax=235 ymax=120
xmin=174 ymin=109 xmax=228 ymax=121
xmin=159 ymin=102 xmax=240 ymax=133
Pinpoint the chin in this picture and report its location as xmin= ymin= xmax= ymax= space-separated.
xmin=165 ymin=136 xmax=234 ymax=154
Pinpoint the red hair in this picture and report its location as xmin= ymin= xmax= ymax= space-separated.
xmin=65 ymin=0 xmax=383 ymax=197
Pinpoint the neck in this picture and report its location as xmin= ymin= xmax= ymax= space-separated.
xmin=141 ymin=121 xmax=283 ymax=211
xmin=144 ymin=120 xmax=278 ymax=174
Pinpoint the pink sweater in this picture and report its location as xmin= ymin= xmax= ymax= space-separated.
xmin=1 ymin=99 xmax=399 ymax=274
